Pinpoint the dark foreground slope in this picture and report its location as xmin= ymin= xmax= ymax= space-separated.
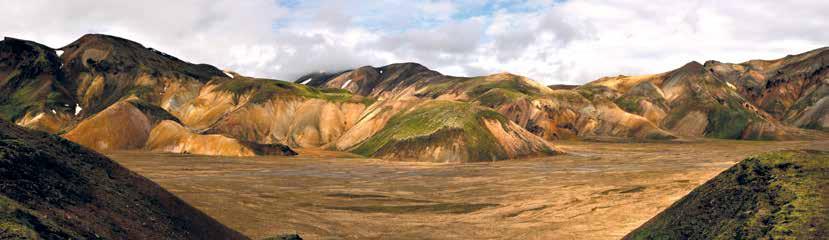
xmin=0 ymin=120 xmax=248 ymax=239
xmin=625 ymin=150 xmax=828 ymax=240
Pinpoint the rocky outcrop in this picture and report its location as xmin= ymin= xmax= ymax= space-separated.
xmin=0 ymin=119 xmax=248 ymax=239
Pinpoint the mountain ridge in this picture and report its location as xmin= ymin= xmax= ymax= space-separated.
xmin=1 ymin=34 xmax=826 ymax=161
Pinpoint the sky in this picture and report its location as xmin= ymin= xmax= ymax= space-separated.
xmin=1 ymin=0 xmax=827 ymax=85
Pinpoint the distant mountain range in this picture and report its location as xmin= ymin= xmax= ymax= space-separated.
xmin=1 ymin=34 xmax=826 ymax=162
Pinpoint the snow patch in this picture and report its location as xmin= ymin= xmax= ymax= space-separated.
xmin=30 ymin=113 xmax=45 ymax=122
xmin=223 ymin=71 xmax=234 ymax=78
xmin=341 ymin=79 xmax=352 ymax=88
xmin=301 ymin=78 xmax=313 ymax=85
xmin=50 ymin=109 xmax=56 ymax=114
xmin=55 ymin=50 xmax=64 ymax=56
xmin=379 ymin=70 xmax=383 ymax=74
xmin=75 ymin=104 xmax=82 ymax=115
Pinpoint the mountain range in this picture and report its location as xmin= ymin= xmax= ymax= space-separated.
xmin=1 ymin=34 xmax=826 ymax=162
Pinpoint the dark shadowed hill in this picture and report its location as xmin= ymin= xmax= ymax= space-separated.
xmin=0 ymin=119 xmax=248 ymax=239
xmin=624 ymin=150 xmax=829 ymax=240
xmin=0 ymin=37 xmax=76 ymax=132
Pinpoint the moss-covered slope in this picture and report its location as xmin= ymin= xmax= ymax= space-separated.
xmin=625 ymin=150 xmax=829 ymax=240
xmin=0 ymin=119 xmax=248 ymax=239
xmin=0 ymin=37 xmax=76 ymax=132
xmin=351 ymin=100 xmax=558 ymax=162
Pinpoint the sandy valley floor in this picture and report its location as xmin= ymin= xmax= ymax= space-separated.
xmin=108 ymin=139 xmax=828 ymax=240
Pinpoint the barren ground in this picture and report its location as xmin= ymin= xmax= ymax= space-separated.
xmin=108 ymin=139 xmax=828 ymax=240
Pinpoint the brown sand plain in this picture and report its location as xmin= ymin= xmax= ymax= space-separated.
xmin=108 ymin=139 xmax=828 ymax=239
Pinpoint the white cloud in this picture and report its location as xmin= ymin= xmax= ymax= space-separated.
xmin=1 ymin=0 xmax=826 ymax=84
xmin=417 ymin=1 xmax=458 ymax=20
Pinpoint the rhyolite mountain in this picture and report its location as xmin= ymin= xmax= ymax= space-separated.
xmin=0 ymin=34 xmax=557 ymax=162
xmin=580 ymin=61 xmax=785 ymax=139
xmin=706 ymin=47 xmax=829 ymax=131
xmin=624 ymin=150 xmax=828 ymax=239
xmin=300 ymin=64 xmax=676 ymax=141
xmin=577 ymin=47 xmax=829 ymax=139
xmin=0 ymin=119 xmax=248 ymax=239
xmin=1 ymin=34 xmax=827 ymax=161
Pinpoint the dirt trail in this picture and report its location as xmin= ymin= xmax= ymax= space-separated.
xmin=108 ymin=139 xmax=828 ymax=239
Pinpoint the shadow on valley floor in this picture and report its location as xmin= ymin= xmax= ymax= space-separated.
xmin=107 ymin=139 xmax=828 ymax=240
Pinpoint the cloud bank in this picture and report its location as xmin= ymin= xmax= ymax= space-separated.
xmin=2 ymin=0 xmax=827 ymax=84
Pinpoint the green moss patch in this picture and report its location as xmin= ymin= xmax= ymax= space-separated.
xmin=211 ymin=77 xmax=371 ymax=105
xmin=416 ymin=75 xmax=546 ymax=105
xmin=661 ymin=89 xmax=762 ymax=139
xmin=0 ymin=195 xmax=80 ymax=239
xmin=474 ymin=88 xmax=526 ymax=108
xmin=575 ymin=84 xmax=614 ymax=100
xmin=351 ymin=100 xmax=517 ymax=161
xmin=614 ymin=95 xmax=643 ymax=114
xmin=466 ymin=76 xmax=546 ymax=98
xmin=0 ymin=39 xmax=74 ymax=122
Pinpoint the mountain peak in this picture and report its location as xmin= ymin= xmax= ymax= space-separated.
xmin=380 ymin=62 xmax=435 ymax=74
xmin=681 ymin=60 xmax=704 ymax=69
xmin=70 ymin=33 xmax=146 ymax=50
xmin=2 ymin=36 xmax=57 ymax=51
xmin=671 ymin=61 xmax=706 ymax=75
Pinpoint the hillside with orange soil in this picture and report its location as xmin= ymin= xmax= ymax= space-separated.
xmin=146 ymin=120 xmax=296 ymax=156
xmin=62 ymin=99 xmax=178 ymax=152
